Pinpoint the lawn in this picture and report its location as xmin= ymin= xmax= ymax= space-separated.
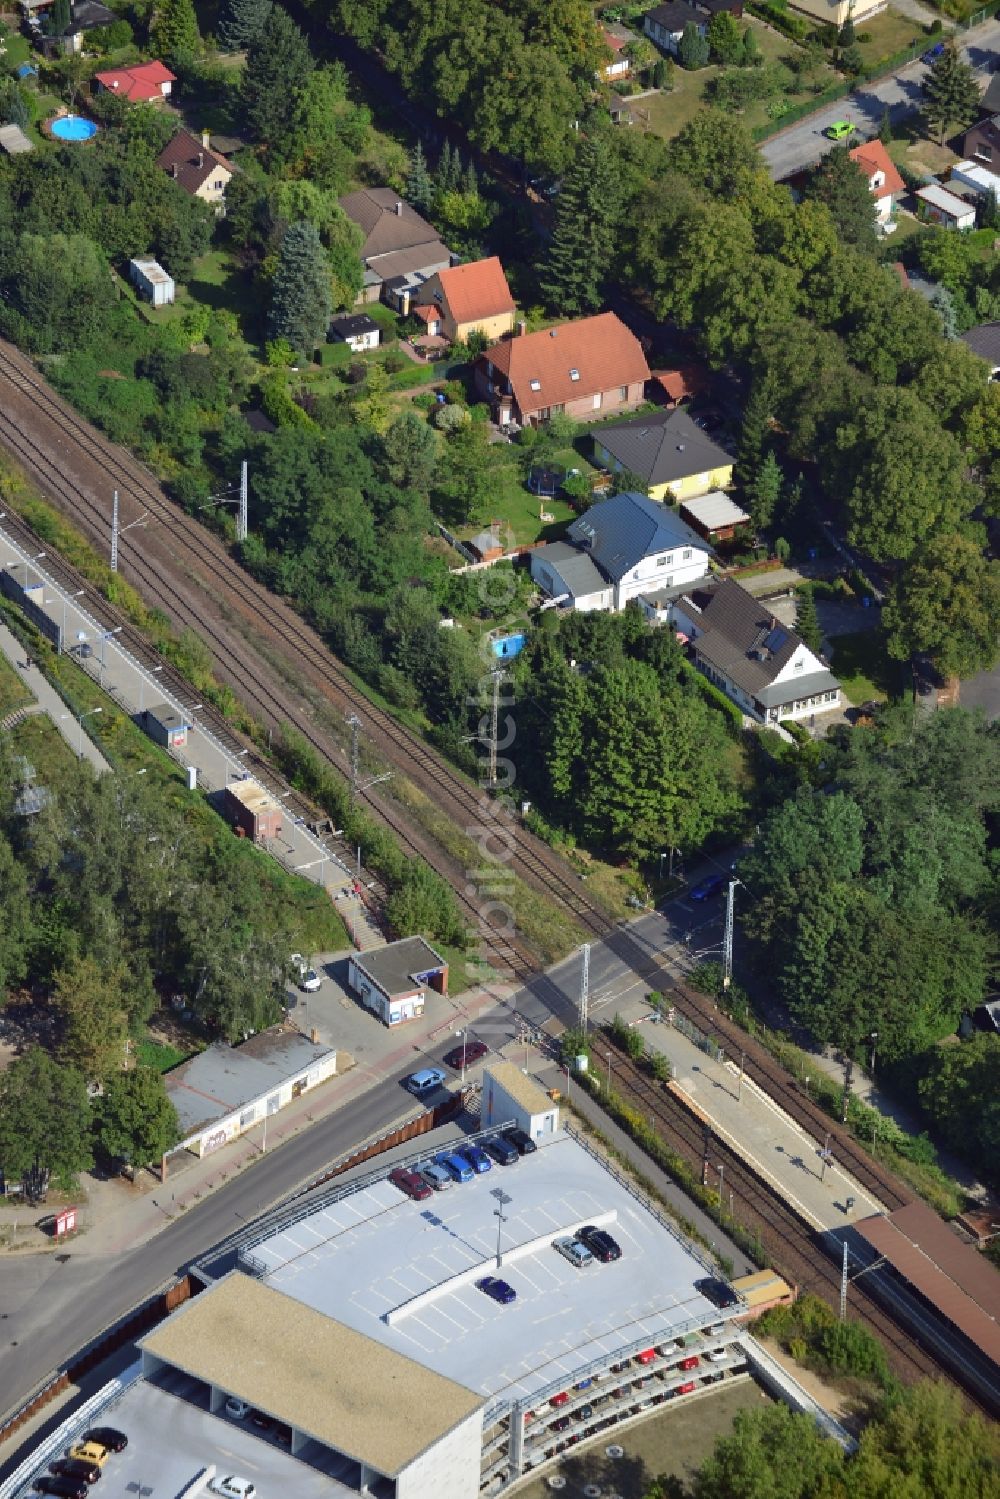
xmin=0 ymin=650 xmax=35 ymax=719
xmin=184 ymin=248 xmax=261 ymax=343
xmin=854 ymin=7 xmax=926 ymax=69
xmin=887 ymin=129 xmax=957 ymax=179
xmin=829 ymin=628 xmax=901 ymax=704
xmin=136 ymin=1036 xmax=198 ymax=1072
xmin=6 ymin=712 xmax=80 ymax=795
xmin=639 ymin=21 xmax=839 ymax=140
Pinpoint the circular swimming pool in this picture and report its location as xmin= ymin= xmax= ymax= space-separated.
xmin=49 ymin=115 xmax=99 ymax=142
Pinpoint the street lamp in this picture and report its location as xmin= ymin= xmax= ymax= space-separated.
xmin=869 ymin=1031 xmax=878 ymax=1075
xmin=138 ymin=664 xmax=163 ymax=713
xmin=491 ymin=1187 xmax=512 ymax=1269
xmin=98 ymin=625 xmax=122 ymax=686
xmin=78 ymin=706 xmax=103 ymax=757
xmin=58 ymin=588 xmax=84 ymax=653
xmin=605 ymin=1050 xmax=612 ymax=1092
xmin=455 ymin=1026 xmax=468 ymax=1083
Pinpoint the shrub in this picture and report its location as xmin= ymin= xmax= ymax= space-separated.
xmin=433 ymin=402 xmax=470 ymax=432
xmin=383 ymin=351 xmax=406 ymax=374
xmin=625 ymin=1028 xmax=645 ymax=1060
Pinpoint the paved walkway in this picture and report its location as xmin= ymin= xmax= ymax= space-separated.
xmin=608 ymin=995 xmax=884 ymax=1231
xmin=0 ymin=618 xmax=110 ymax=773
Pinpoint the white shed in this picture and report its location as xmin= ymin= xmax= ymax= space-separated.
xmin=481 ymin=1061 xmax=560 ymax=1141
xmin=129 ymin=256 xmax=175 ymax=307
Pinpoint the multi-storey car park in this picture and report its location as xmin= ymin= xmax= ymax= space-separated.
xmin=7 ymin=1074 xmax=768 ymax=1499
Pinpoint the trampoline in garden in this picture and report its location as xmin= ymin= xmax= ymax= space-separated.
xmin=49 ymin=115 xmax=99 ymax=142
xmin=527 ymin=464 xmax=563 ymax=497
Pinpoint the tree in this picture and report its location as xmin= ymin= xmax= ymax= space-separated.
xmin=53 ymin=955 xmax=129 ymax=1080
xmin=539 ymin=131 xmax=622 ymax=315
xmin=851 ymin=1381 xmax=1000 ymax=1499
xmin=3 ymin=233 xmax=117 ymax=355
xmin=665 ymin=113 xmax=763 ymax=196
xmin=93 ymin=1067 xmax=180 ymax=1171
xmin=884 ymin=532 xmax=1000 ymax=680
xmin=694 ymin=1402 xmax=844 ymax=1499
xmin=354 ymin=360 xmax=392 ymax=434
xmin=878 ymin=104 xmax=892 ymax=144
xmin=406 ymin=140 xmax=434 ymax=214
xmin=152 ymin=0 xmax=201 ymax=63
xmin=380 ymin=411 xmax=438 ymax=491
xmin=266 ymin=221 xmax=331 ymax=360
xmin=838 ymin=11 xmax=855 ymax=45
xmin=795 ymin=587 xmax=822 ymax=654
xmin=679 ymin=21 xmax=710 ymax=69
xmin=217 ymin=0 xmax=272 ymax=51
xmin=708 ymin=11 xmax=743 ymax=64
xmin=52 ymin=0 xmax=71 ymax=32
xmin=741 ymin=26 xmax=761 ymax=67
xmin=803 ymin=144 xmax=878 ymax=252
xmin=917 ymin=1034 xmax=1000 ymax=1174
xmin=922 ymin=39 xmax=980 ymax=145
xmin=746 ymin=449 xmax=782 ymax=530
xmin=436 ymin=140 xmax=459 ymax=195
xmin=241 ymin=4 xmax=314 ymax=142
xmin=0 ymin=77 xmax=30 ymax=130
xmin=0 ymin=1048 xmax=93 ymax=1196
xmin=652 ymin=56 xmax=674 ymax=89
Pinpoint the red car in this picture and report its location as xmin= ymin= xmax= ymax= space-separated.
xmin=676 ymin=1380 xmax=696 ymax=1395
xmin=549 ymin=1392 xmax=569 ymax=1408
xmin=635 ymin=1348 xmax=656 ymax=1365
xmin=443 ymin=1040 xmax=488 ymax=1071
xmin=388 ymin=1167 xmax=432 ymax=1201
xmin=679 ymin=1355 xmax=700 ymax=1371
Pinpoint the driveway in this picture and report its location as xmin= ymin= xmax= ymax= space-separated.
xmin=957 ymin=663 xmax=1000 ymax=720
xmin=761 ymin=18 xmax=1000 ymax=179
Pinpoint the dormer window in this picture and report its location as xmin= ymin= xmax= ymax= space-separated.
xmin=872 ymin=171 xmax=885 ymax=189
xmin=530 ymin=379 xmax=541 ymax=391
xmin=569 ymin=368 xmax=580 ymax=381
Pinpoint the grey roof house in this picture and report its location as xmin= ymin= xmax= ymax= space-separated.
xmin=960 ymin=321 xmax=1000 ymax=376
xmin=644 ymin=0 xmax=707 ymax=54
xmin=660 ymin=577 xmax=841 ymax=726
xmin=338 ymin=187 xmax=451 ymax=309
xmin=529 ymin=490 xmax=712 ymax=613
xmin=591 ymin=408 xmax=734 ymax=502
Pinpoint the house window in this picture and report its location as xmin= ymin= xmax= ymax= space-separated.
xmin=657 ymin=555 xmax=666 ymax=567
xmin=682 ymin=548 xmax=691 ymax=560
xmin=794 ymin=659 xmax=803 ymax=672
xmin=619 ymin=385 xmax=628 ymax=399
xmin=214 ymin=178 xmax=225 ymax=189
xmin=530 ymin=378 xmax=541 ymax=391
xmin=551 ymin=404 xmax=565 ymax=416
xmin=593 ymin=392 xmax=602 ymax=409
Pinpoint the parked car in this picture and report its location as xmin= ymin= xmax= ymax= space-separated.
xmin=460 ymin=1144 xmax=492 ymax=1174
xmin=225 ymin=1397 xmax=250 ymax=1419
xmin=549 ymin=1391 xmax=569 ymax=1408
xmin=676 ymin=1380 xmax=697 ymax=1395
xmin=35 ymin=1479 xmax=88 ymax=1499
xmin=550 ymin=1415 xmax=571 ymax=1432
xmin=553 ymin=1236 xmax=595 ymax=1269
xmin=250 ymin=1410 xmax=271 ymax=1430
xmin=83 ymin=1430 xmax=127 ymax=1453
xmin=210 ymin=1479 xmax=256 ymax=1499
xmin=388 ymin=1166 xmax=432 ymax=1201
xmin=635 ymin=1348 xmax=656 ymax=1366
xmin=706 ymin=1348 xmax=730 ymax=1363
xmin=436 ymin=1151 xmax=473 ymax=1183
xmin=406 ymin=1067 xmax=446 ymax=1096
xmin=577 ymin=1224 xmax=621 ymax=1262
xmin=290 ymin=953 xmax=321 ymax=991
xmin=679 ymin=1355 xmax=700 ymax=1371
xmin=503 ymin=1127 xmax=536 ymax=1155
xmin=49 ymin=1461 xmax=100 ymax=1488
xmin=825 ymin=120 xmax=855 ymax=139
xmin=418 ymin=1161 xmax=453 ymax=1191
xmin=482 ymin=1134 xmax=519 ymax=1165
xmin=922 ymin=40 xmax=945 ymax=61
xmin=689 ymin=873 xmax=726 ymax=902
xmin=696 ymin=1276 xmax=738 ymax=1309
xmin=476 ymin=1275 xmax=516 ymax=1304
xmin=67 ymin=1446 xmax=107 ymax=1471
xmin=442 ymin=1039 xmax=488 ymax=1071
xmin=578 ymin=1403 xmax=594 ymax=1421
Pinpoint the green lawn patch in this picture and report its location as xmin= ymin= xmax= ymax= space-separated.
xmin=829 ymin=628 xmax=899 ymax=705
xmin=854 ymin=7 xmax=925 ymax=69
xmin=0 ymin=650 xmax=35 ymax=718
xmin=137 ymin=1036 xmax=197 ymax=1072
xmin=184 ymin=248 xmax=260 ymax=342
xmin=6 ymin=712 xmax=80 ymax=795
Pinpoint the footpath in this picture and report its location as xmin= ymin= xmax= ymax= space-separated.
xmin=0 ymin=619 xmax=110 ymax=773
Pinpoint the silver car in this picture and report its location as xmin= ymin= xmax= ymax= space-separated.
xmin=419 ymin=1162 xmax=453 ymax=1192
xmin=553 ymin=1236 xmax=595 ymax=1269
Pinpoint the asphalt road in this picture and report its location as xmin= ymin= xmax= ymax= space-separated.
xmin=761 ymin=20 xmax=1000 ymax=180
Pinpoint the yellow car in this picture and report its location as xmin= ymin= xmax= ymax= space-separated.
xmin=69 ymin=1441 xmax=110 ymax=1468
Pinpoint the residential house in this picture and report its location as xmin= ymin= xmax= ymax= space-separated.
xmin=156 ymin=130 xmax=232 ymax=210
xmin=328 ymin=312 xmax=381 ymax=353
xmin=591 ymin=407 xmax=734 ymax=504
xmin=475 ymin=312 xmax=649 ymax=427
xmin=783 ymin=0 xmax=880 ymax=26
xmin=950 ymin=158 xmax=1000 ymax=202
xmin=339 ymin=187 xmax=451 ymax=308
xmin=963 ymin=114 xmax=1000 ymax=170
xmin=657 ymin=577 xmax=841 ymax=725
xmin=978 ymin=70 xmax=1000 ymax=117
xmin=680 ymin=491 xmax=750 ymax=545
xmin=914 ymin=182 xmax=977 ymax=229
xmin=644 ymin=0 xmax=706 ymax=55
xmin=693 ymin=0 xmax=743 ymax=15
xmin=960 ymin=321 xmax=1000 ymax=376
xmin=599 ymin=23 xmax=635 ymax=79
xmin=93 ymin=59 xmax=175 ymax=102
xmin=529 ymin=490 xmax=713 ymax=613
xmin=609 ymin=92 xmax=637 ymax=125
xmin=411 ymin=257 xmax=515 ymax=345
xmin=849 ymin=138 xmax=905 ymax=224
xmin=37 ymin=0 xmax=115 ymax=56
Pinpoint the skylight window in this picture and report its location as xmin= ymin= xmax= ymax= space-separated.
xmin=569 ymin=368 xmax=580 ymax=381
xmin=530 ymin=379 xmax=541 ymax=391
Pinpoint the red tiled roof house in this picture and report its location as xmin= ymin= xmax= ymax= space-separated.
xmin=93 ymin=59 xmax=175 ymax=102
xmin=849 ymin=138 xmax=905 ymax=224
xmin=411 ymin=257 xmax=515 ymax=345
xmin=475 ymin=312 xmax=650 ymax=427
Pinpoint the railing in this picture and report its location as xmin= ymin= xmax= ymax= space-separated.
xmin=0 ymin=1361 xmax=143 ymax=1499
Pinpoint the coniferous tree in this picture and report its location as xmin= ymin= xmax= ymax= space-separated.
xmin=922 ymin=39 xmax=980 ymax=145
xmin=406 ymin=140 xmax=434 ymax=213
xmin=437 ymin=141 xmax=459 ymax=194
xmin=217 ymin=0 xmax=271 ymax=51
xmin=747 ymin=449 xmax=782 ymax=530
xmin=462 ymin=159 xmax=478 ymax=198
xmin=735 ymin=376 xmax=773 ymax=489
xmin=152 ymin=0 xmax=200 ymax=62
xmin=679 ymin=21 xmax=710 ymax=69
xmin=241 ymin=5 xmax=313 ymax=142
xmin=539 ymin=132 xmax=621 ymax=316
xmin=266 ymin=221 xmax=331 ymax=360
xmin=52 ymin=0 xmax=71 ymax=33
xmin=795 ymin=587 xmax=823 ymax=655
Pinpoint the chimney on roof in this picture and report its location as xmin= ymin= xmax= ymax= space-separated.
xmin=171 ymin=162 xmax=177 ymax=177
xmin=395 ymin=200 xmax=403 ymax=216
xmin=111 ymin=78 xmax=119 ymax=88
xmin=677 ymin=443 xmax=685 ymax=451
xmin=201 ymin=128 xmax=211 ymax=149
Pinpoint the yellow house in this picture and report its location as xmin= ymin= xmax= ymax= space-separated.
xmin=412 ymin=256 xmax=515 ymax=345
xmin=592 ymin=407 xmax=734 ymax=504
xmin=156 ymin=129 xmax=233 ymax=212
xmin=787 ymin=0 xmax=881 ymax=25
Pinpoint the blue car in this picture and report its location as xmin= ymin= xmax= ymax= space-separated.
xmin=689 ymin=873 xmax=727 ymax=902
xmin=436 ymin=1151 xmax=474 ymax=1183
xmin=922 ymin=41 xmax=945 ymax=62
xmin=477 ymin=1275 xmax=516 ymax=1304
xmin=461 ymin=1144 xmax=493 ymax=1175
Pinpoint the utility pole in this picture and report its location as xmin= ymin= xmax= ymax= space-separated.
xmin=487 ymin=668 xmax=503 ymax=789
xmin=347 ymin=713 xmax=360 ymax=801
xmin=110 ymin=490 xmax=119 ymax=573
xmin=722 ymin=880 xmax=740 ymax=989
xmin=841 ymin=1055 xmax=854 ymax=1123
xmin=840 ymin=1238 xmax=848 ymax=1321
xmin=737 ymin=1049 xmax=745 ymax=1103
xmin=237 ymin=459 xmax=248 ymax=543
xmin=717 ymin=1162 xmax=724 ymax=1221
xmin=820 ymin=1131 xmax=832 ymax=1182
xmin=578 ymin=943 xmax=590 ymax=1032
xmin=701 ymin=1124 xmax=711 ymax=1188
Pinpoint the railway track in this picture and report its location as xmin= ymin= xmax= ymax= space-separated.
xmin=602 ymin=1037 xmax=987 ymax=1406
xmin=0 ymin=340 xmax=917 ymax=1214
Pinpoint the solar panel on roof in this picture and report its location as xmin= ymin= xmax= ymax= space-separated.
xmin=765 ymin=627 xmax=787 ymax=652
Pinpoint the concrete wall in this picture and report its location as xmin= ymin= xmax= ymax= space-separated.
xmin=396 ymin=1408 xmax=483 ymax=1499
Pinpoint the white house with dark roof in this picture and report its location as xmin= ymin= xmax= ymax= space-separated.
xmin=529 ymin=491 xmax=712 ymax=613
xmin=659 ymin=577 xmax=841 ymax=724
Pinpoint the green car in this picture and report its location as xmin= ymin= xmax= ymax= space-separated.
xmin=825 ymin=120 xmax=855 ymax=140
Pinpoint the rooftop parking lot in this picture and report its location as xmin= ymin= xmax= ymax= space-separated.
xmin=248 ymin=1132 xmax=724 ymax=1406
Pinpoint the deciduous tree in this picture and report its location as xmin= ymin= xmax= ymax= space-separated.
xmin=94 ymin=1067 xmax=180 ymax=1170
xmin=884 ymin=531 xmax=1000 ymax=680
xmin=802 ymin=144 xmax=878 ymax=252
xmin=152 ymin=0 xmax=201 ymax=63
xmin=53 ymin=955 xmax=129 ymax=1081
xmin=0 ymin=1048 xmax=93 ymax=1194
